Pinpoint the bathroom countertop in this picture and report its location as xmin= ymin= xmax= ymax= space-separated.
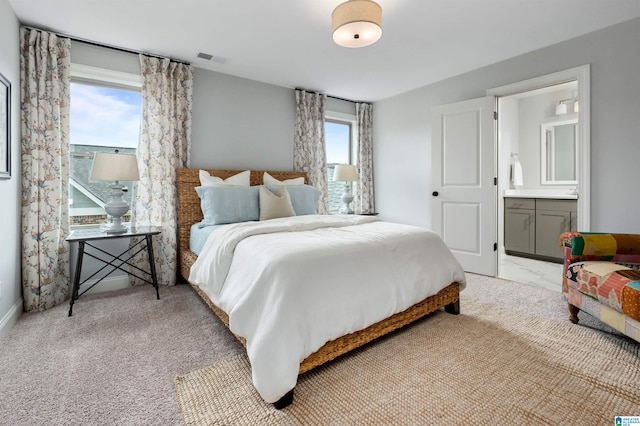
xmin=503 ymin=189 xmax=578 ymax=200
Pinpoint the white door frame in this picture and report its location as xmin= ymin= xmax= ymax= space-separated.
xmin=486 ymin=65 xmax=591 ymax=232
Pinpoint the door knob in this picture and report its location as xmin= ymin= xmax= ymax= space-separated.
xmin=432 ymin=191 xmax=439 ymax=197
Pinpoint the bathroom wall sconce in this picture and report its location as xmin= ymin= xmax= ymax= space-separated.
xmin=555 ymin=98 xmax=579 ymax=115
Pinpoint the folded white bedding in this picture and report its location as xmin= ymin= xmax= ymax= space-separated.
xmin=189 ymin=214 xmax=466 ymax=403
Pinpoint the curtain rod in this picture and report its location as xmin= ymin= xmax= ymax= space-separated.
xmin=295 ymin=88 xmax=367 ymax=105
xmin=21 ymin=25 xmax=190 ymax=65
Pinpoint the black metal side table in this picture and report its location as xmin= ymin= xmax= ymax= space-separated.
xmin=66 ymin=226 xmax=162 ymax=316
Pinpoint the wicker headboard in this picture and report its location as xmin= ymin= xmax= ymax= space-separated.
xmin=175 ymin=168 xmax=307 ymax=257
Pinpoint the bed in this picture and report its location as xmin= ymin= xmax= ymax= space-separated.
xmin=176 ymin=168 xmax=466 ymax=408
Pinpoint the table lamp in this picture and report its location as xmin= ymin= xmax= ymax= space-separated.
xmin=90 ymin=150 xmax=140 ymax=234
xmin=333 ymin=164 xmax=359 ymax=214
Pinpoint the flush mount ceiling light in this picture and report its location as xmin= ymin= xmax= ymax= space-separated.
xmin=332 ymin=0 xmax=382 ymax=48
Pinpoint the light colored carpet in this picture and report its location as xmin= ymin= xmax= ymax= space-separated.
xmin=0 ymin=283 xmax=244 ymax=425
xmin=0 ymin=274 xmax=635 ymax=425
xmin=175 ymin=293 xmax=640 ymax=425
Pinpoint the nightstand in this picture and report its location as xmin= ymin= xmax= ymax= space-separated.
xmin=356 ymin=212 xmax=379 ymax=216
xmin=66 ymin=226 xmax=161 ymax=316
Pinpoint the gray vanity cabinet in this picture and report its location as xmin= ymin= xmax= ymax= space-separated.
xmin=505 ymin=197 xmax=577 ymax=261
xmin=535 ymin=199 xmax=577 ymax=259
xmin=504 ymin=198 xmax=535 ymax=255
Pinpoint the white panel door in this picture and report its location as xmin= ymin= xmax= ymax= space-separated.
xmin=431 ymin=96 xmax=496 ymax=276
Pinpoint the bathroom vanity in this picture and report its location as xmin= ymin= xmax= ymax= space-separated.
xmin=504 ymin=194 xmax=577 ymax=262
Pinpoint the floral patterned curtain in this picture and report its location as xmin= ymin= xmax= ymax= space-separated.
xmin=20 ymin=28 xmax=72 ymax=312
xmin=293 ymin=89 xmax=328 ymax=214
xmin=130 ymin=55 xmax=192 ymax=286
xmin=355 ymin=102 xmax=375 ymax=213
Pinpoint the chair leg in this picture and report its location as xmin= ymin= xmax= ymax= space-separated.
xmin=568 ymin=303 xmax=580 ymax=324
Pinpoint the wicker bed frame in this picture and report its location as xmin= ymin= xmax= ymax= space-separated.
xmin=176 ymin=168 xmax=461 ymax=408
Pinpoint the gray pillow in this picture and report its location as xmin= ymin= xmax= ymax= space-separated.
xmin=195 ymin=186 xmax=259 ymax=226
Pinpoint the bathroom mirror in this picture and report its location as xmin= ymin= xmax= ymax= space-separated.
xmin=540 ymin=118 xmax=577 ymax=185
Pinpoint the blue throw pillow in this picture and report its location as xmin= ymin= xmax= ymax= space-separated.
xmin=195 ymin=186 xmax=260 ymax=227
xmin=266 ymin=184 xmax=320 ymax=215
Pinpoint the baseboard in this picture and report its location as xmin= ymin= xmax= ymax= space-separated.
xmin=81 ymin=275 xmax=130 ymax=295
xmin=0 ymin=297 xmax=23 ymax=342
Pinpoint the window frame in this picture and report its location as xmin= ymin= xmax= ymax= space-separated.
xmin=69 ymin=64 xmax=142 ymax=229
xmin=325 ymin=111 xmax=357 ymax=165
xmin=325 ymin=110 xmax=358 ymax=214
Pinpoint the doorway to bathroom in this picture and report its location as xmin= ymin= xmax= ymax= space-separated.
xmin=487 ymin=66 xmax=591 ymax=291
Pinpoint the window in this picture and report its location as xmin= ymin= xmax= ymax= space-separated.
xmin=325 ymin=112 xmax=357 ymax=214
xmin=69 ymin=64 xmax=142 ymax=226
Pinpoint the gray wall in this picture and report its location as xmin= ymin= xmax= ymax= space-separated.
xmin=0 ymin=0 xmax=21 ymax=331
xmin=191 ymin=69 xmax=296 ymax=170
xmin=190 ymin=75 xmax=356 ymax=170
xmin=374 ymin=17 xmax=640 ymax=233
xmin=518 ymin=88 xmax=575 ymax=189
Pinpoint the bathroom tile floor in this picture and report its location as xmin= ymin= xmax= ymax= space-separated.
xmin=498 ymin=253 xmax=564 ymax=292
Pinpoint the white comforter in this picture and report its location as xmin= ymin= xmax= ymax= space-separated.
xmin=189 ymin=214 xmax=466 ymax=403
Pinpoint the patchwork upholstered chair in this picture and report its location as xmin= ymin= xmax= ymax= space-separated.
xmin=561 ymin=232 xmax=640 ymax=343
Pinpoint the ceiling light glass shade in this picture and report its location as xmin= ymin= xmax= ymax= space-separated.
xmin=332 ymin=0 xmax=382 ymax=48
xmin=555 ymin=102 xmax=567 ymax=115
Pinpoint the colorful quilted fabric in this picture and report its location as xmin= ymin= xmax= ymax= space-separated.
xmin=561 ymin=232 xmax=640 ymax=340
xmin=571 ymin=262 xmax=640 ymax=320
xmin=571 ymin=233 xmax=617 ymax=257
xmin=560 ymin=232 xmax=640 ymax=294
xmin=566 ymin=233 xmax=640 ymax=257
xmin=567 ymin=287 xmax=640 ymax=342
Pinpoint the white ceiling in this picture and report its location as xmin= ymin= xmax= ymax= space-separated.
xmin=9 ymin=0 xmax=640 ymax=102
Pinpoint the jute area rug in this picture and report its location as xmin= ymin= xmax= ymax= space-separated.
xmin=175 ymin=297 xmax=640 ymax=425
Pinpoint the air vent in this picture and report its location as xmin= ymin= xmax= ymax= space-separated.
xmin=197 ymin=52 xmax=227 ymax=64
xmin=197 ymin=52 xmax=213 ymax=60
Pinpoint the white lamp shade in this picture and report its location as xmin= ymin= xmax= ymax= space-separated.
xmin=333 ymin=164 xmax=359 ymax=182
xmin=555 ymin=102 xmax=567 ymax=115
xmin=332 ymin=0 xmax=382 ymax=48
xmin=90 ymin=152 xmax=140 ymax=181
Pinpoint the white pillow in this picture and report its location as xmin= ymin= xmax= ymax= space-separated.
xmin=199 ymin=170 xmax=250 ymax=187
xmin=263 ymin=171 xmax=304 ymax=186
xmin=259 ymin=186 xmax=296 ymax=220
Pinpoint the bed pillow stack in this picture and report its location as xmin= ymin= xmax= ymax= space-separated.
xmin=262 ymin=172 xmax=320 ymax=217
xmin=195 ymin=170 xmax=321 ymax=226
xmin=196 ymin=170 xmax=256 ymax=226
